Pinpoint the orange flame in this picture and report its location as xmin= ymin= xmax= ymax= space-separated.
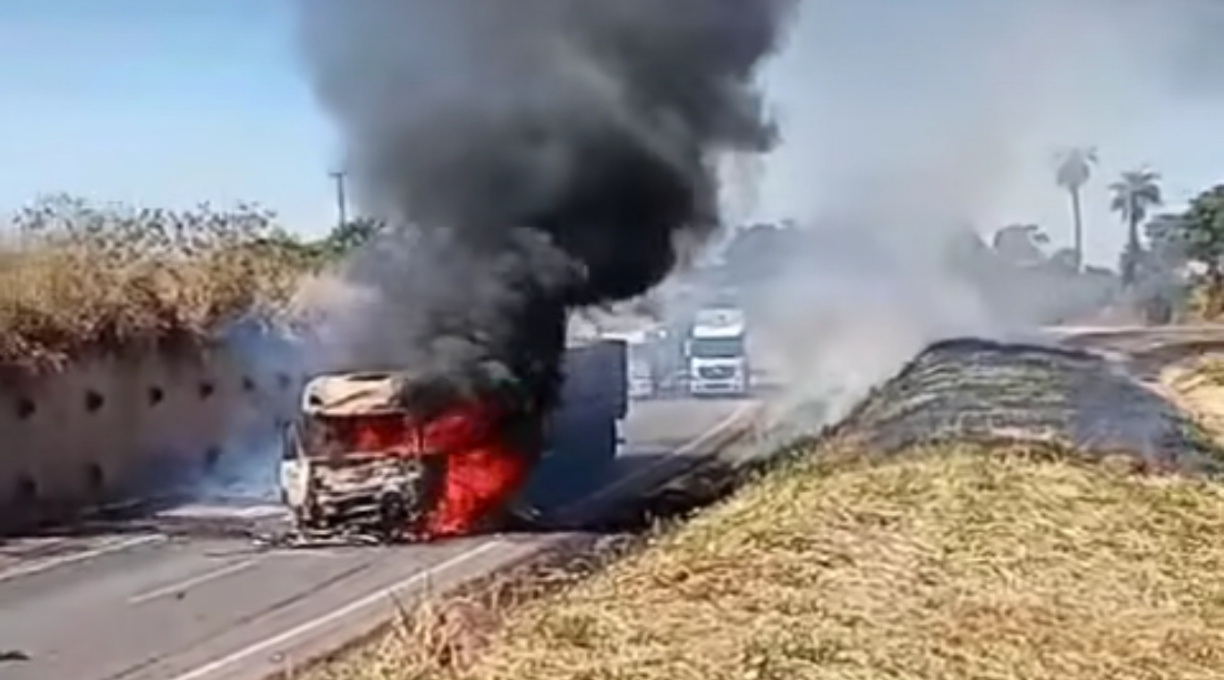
xmin=331 ymin=400 xmax=532 ymax=538
xmin=416 ymin=399 xmax=530 ymax=538
xmin=347 ymin=414 xmax=410 ymax=452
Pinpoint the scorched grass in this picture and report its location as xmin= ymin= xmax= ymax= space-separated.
xmin=314 ymin=443 xmax=1224 ymax=680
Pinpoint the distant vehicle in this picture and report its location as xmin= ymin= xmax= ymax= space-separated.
xmin=600 ymin=329 xmax=657 ymax=399
xmin=685 ymin=307 xmax=750 ymax=397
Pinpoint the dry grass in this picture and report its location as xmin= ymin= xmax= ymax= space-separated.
xmin=0 ymin=195 xmax=315 ymax=368
xmin=1184 ymin=281 xmax=1224 ymax=322
xmin=1161 ymin=354 xmax=1224 ymax=448
xmin=310 ymin=442 xmax=1224 ymax=680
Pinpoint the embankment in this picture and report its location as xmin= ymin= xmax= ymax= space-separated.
xmin=308 ymin=334 xmax=1224 ymax=680
xmin=830 ymin=336 xmax=1223 ymax=472
xmin=0 ymin=200 xmax=314 ymax=532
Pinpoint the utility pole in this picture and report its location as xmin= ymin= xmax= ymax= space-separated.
xmin=328 ymin=170 xmax=348 ymax=229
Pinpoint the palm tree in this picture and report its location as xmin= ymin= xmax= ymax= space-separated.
xmin=1054 ymin=146 xmax=1098 ymax=272
xmin=1109 ymin=167 xmax=1163 ymax=286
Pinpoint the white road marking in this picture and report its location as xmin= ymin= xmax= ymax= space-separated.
xmin=0 ymin=535 xmax=165 ymax=585
xmin=128 ymin=558 xmax=260 ymax=605
xmin=157 ymin=504 xmax=286 ymax=520
xmin=165 ymin=541 xmax=505 ymax=680
xmin=562 ymin=400 xmax=760 ymax=512
xmin=167 ymin=404 xmax=758 ymax=680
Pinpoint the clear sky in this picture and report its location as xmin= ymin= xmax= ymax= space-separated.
xmin=2 ymin=0 xmax=1223 ymax=265
xmin=0 ymin=0 xmax=339 ymax=237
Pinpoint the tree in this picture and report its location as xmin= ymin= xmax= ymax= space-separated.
xmin=323 ymin=216 xmax=385 ymax=258
xmin=1144 ymin=212 xmax=1189 ymax=272
xmin=1047 ymin=247 xmax=1081 ymax=275
xmin=1181 ymin=185 xmax=1224 ymax=283
xmin=721 ymin=222 xmax=794 ymax=285
xmin=991 ymin=223 xmax=1049 ymax=266
xmin=1172 ymin=185 xmax=1224 ymax=318
xmin=1054 ymin=146 xmax=1097 ymax=272
xmin=1109 ymin=167 xmax=1163 ymax=287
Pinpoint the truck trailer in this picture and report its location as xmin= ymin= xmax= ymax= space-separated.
xmin=686 ymin=306 xmax=751 ymax=397
xmin=277 ymin=338 xmax=628 ymax=543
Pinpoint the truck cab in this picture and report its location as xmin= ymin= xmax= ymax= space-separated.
xmin=278 ymin=337 xmax=630 ymax=542
xmin=280 ymin=372 xmax=453 ymax=541
xmin=685 ymin=307 xmax=750 ymax=397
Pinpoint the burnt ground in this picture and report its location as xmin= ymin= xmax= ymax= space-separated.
xmin=826 ymin=337 xmax=1224 ymax=474
xmin=588 ymin=334 xmax=1224 ymax=535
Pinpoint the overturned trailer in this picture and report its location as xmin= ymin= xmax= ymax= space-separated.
xmin=278 ymin=338 xmax=628 ymax=543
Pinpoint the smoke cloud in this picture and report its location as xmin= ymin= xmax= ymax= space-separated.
xmin=699 ymin=0 xmax=1224 ymax=425
xmin=292 ymin=0 xmax=796 ymax=417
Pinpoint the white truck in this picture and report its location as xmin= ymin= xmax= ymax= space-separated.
xmin=685 ymin=307 xmax=750 ymax=397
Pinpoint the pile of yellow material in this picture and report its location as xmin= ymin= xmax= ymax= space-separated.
xmin=315 ymin=443 xmax=1224 ymax=680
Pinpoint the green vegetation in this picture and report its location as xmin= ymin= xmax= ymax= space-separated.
xmin=1178 ymin=186 xmax=1224 ymax=318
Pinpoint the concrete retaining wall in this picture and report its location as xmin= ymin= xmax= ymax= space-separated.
xmin=0 ymin=323 xmax=635 ymax=532
xmin=0 ymin=327 xmax=305 ymax=530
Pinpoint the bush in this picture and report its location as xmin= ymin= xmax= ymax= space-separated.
xmin=0 ymin=194 xmax=317 ymax=369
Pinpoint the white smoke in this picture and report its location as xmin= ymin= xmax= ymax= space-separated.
xmin=703 ymin=0 xmax=1224 ymax=425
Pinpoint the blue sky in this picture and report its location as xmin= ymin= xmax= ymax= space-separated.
xmin=2 ymin=1 xmax=1223 ymax=265
xmin=0 ymin=0 xmax=339 ymax=237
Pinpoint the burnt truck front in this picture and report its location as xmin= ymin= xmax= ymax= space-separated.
xmin=279 ymin=372 xmax=457 ymax=541
xmin=279 ymin=338 xmax=628 ymax=541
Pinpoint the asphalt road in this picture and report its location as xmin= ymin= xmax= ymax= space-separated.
xmin=0 ymin=397 xmax=755 ymax=680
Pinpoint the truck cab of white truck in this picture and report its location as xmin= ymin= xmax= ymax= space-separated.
xmin=685 ymin=307 xmax=750 ymax=396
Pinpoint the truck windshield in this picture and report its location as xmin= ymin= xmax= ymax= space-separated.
xmin=690 ymin=337 xmax=744 ymax=359
xmin=299 ymin=414 xmax=410 ymax=459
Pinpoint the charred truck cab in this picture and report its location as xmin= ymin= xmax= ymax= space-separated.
xmin=280 ymin=372 xmax=453 ymax=542
xmin=279 ymin=338 xmax=628 ymax=543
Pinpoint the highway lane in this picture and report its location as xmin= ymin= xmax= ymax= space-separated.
xmin=0 ymin=397 xmax=754 ymax=680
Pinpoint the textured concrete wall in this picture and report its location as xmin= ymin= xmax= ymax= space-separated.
xmin=0 ymin=325 xmax=634 ymax=529
xmin=0 ymin=332 xmax=304 ymax=528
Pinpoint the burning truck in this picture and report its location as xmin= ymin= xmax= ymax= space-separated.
xmin=277 ymin=337 xmax=627 ymax=543
xmin=282 ymin=0 xmax=793 ymax=542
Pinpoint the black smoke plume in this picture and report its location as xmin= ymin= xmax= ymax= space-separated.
xmin=294 ymin=0 xmax=794 ymax=420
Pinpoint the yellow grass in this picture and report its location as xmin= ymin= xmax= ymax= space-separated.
xmin=1161 ymin=354 xmax=1224 ymax=451
xmin=1185 ymin=281 xmax=1224 ymax=322
xmin=310 ymin=443 xmax=1224 ymax=680
xmin=0 ymin=196 xmax=314 ymax=368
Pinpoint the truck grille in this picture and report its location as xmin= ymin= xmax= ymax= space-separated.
xmin=699 ymin=365 xmax=735 ymax=380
